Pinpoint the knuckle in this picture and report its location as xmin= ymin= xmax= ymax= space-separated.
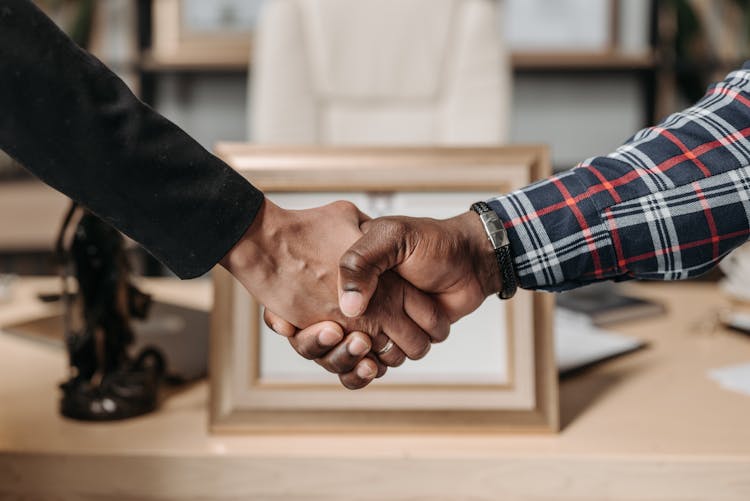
xmin=262 ymin=309 xmax=275 ymax=330
xmin=423 ymin=303 xmax=445 ymax=339
xmin=432 ymin=323 xmax=450 ymax=344
xmin=386 ymin=351 xmax=406 ymax=367
xmin=328 ymin=356 xmax=356 ymax=374
xmin=331 ymin=200 xmax=358 ymax=214
xmin=405 ymin=339 xmax=431 ymax=361
xmin=318 ymin=357 xmax=352 ymax=375
xmin=315 ymin=359 xmax=337 ymax=374
xmin=293 ymin=339 xmax=319 ymax=360
xmin=382 ymin=217 xmax=406 ymax=236
xmin=263 ymin=309 xmax=296 ymax=337
xmin=341 ymin=375 xmax=368 ymax=390
xmin=339 ymin=248 xmax=372 ymax=276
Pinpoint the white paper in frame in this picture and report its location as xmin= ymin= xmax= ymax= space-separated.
xmin=210 ymin=145 xmax=558 ymax=432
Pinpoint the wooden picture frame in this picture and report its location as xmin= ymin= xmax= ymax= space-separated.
xmin=210 ymin=145 xmax=557 ymax=433
xmin=147 ymin=0 xmax=259 ymax=70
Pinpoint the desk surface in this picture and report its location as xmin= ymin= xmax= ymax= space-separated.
xmin=1 ymin=277 xmax=749 ymax=500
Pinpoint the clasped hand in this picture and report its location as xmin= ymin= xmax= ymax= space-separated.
xmin=221 ymin=199 xmax=502 ymax=389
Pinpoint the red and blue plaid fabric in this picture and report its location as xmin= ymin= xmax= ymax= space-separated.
xmin=488 ymin=64 xmax=750 ymax=291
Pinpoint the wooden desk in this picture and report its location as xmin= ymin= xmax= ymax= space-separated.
xmin=1 ymin=278 xmax=749 ymax=500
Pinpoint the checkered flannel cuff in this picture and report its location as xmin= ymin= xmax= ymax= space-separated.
xmin=486 ymin=169 xmax=622 ymax=292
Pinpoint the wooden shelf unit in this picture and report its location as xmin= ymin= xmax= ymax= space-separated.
xmin=139 ymin=48 xmax=657 ymax=74
xmin=512 ymin=51 xmax=657 ymax=71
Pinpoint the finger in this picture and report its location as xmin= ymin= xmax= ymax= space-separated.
xmin=338 ymin=357 xmax=382 ymax=390
xmin=402 ymin=284 xmax=450 ymax=343
xmin=382 ymin=311 xmax=432 ymax=361
xmin=369 ymin=353 xmax=389 ymax=378
xmin=315 ymin=331 xmax=372 ymax=374
xmin=287 ymin=321 xmax=345 ymax=360
xmin=263 ymin=308 xmax=298 ymax=338
xmin=338 ymin=219 xmax=409 ymax=317
xmin=371 ymin=331 xmax=406 ymax=367
xmin=356 ymin=207 xmax=371 ymax=225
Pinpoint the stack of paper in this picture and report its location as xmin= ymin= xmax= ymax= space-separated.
xmin=708 ymin=363 xmax=750 ymax=397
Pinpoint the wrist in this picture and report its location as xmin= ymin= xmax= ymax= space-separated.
xmin=220 ymin=198 xmax=287 ymax=287
xmin=453 ymin=211 xmax=503 ymax=297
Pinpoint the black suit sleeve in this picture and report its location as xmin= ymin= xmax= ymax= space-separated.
xmin=0 ymin=0 xmax=264 ymax=278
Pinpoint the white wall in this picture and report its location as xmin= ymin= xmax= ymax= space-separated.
xmin=511 ymin=74 xmax=644 ymax=168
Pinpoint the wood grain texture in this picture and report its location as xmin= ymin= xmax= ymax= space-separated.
xmin=3 ymin=281 xmax=750 ymax=498
xmin=2 ymin=454 xmax=749 ymax=501
xmin=512 ymin=51 xmax=656 ymax=71
xmin=214 ymin=144 xmax=546 ymax=192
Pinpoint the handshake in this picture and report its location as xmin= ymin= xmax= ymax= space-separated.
xmin=220 ymin=198 xmax=504 ymax=389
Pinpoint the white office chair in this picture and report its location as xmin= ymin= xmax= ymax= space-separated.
xmin=250 ymin=0 xmax=510 ymax=145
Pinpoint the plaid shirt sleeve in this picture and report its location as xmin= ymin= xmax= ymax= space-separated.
xmin=488 ymin=63 xmax=750 ymax=292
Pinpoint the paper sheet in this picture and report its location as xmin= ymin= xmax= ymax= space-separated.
xmin=0 ymin=274 xmax=13 ymax=304
xmin=555 ymin=308 xmax=645 ymax=374
xmin=708 ymin=363 xmax=750 ymax=397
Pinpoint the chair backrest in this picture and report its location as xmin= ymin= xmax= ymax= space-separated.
xmin=250 ymin=0 xmax=510 ymax=145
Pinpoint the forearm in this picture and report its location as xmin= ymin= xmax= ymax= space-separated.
xmin=489 ymin=63 xmax=750 ymax=291
xmin=0 ymin=0 xmax=263 ymax=278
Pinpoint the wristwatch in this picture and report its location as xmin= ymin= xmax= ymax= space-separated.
xmin=470 ymin=201 xmax=518 ymax=300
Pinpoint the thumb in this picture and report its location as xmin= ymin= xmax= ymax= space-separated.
xmin=338 ymin=219 xmax=408 ymax=317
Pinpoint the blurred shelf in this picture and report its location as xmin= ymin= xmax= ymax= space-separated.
xmin=0 ymin=181 xmax=70 ymax=252
xmin=138 ymin=49 xmax=656 ymax=74
xmin=512 ymin=51 xmax=657 ymax=72
xmin=140 ymin=48 xmax=250 ymax=73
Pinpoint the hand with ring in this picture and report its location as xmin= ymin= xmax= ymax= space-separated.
xmin=264 ymin=210 xmax=504 ymax=389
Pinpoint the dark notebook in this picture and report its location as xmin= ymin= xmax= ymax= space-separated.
xmin=557 ymin=283 xmax=666 ymax=326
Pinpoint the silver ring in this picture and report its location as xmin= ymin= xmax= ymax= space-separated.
xmin=377 ymin=339 xmax=394 ymax=356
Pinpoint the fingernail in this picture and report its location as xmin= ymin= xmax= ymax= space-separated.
xmin=348 ymin=337 xmax=369 ymax=356
xmin=357 ymin=363 xmax=375 ymax=380
xmin=340 ymin=291 xmax=365 ymax=317
xmin=318 ymin=328 xmax=342 ymax=346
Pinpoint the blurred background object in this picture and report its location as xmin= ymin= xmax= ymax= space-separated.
xmin=0 ymin=0 xmax=95 ymax=182
xmin=55 ymin=206 xmax=162 ymax=422
xmin=250 ymin=0 xmax=509 ymax=145
xmin=0 ymin=0 xmax=139 ymax=276
xmin=21 ymin=0 xmax=750 ymax=277
xmin=143 ymin=0 xmax=658 ymax=168
xmin=0 ymin=274 xmax=14 ymax=304
xmin=36 ymin=0 xmax=95 ymax=43
xmin=2 ymin=0 xmax=739 ymax=381
xmin=720 ymin=242 xmax=750 ymax=303
xmin=0 ymin=150 xmax=29 ymax=181
xmin=658 ymin=0 xmax=750 ymax=114
xmin=3 ymin=0 xmax=747 ymax=365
